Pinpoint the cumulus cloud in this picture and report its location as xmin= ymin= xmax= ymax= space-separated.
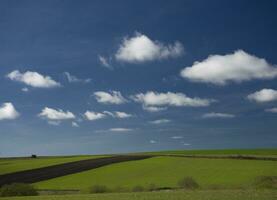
xmin=247 ymin=89 xmax=277 ymax=103
xmin=98 ymin=55 xmax=112 ymax=69
xmin=132 ymin=91 xmax=214 ymax=111
xmin=202 ymin=112 xmax=235 ymax=119
xmin=94 ymin=91 xmax=127 ymax=104
xmin=0 ymin=103 xmax=20 ymax=120
xmin=64 ymin=72 xmax=91 ymax=83
xmin=84 ymin=111 xmax=106 ymax=121
xmin=48 ymin=121 xmax=61 ymax=126
xmin=7 ymin=70 xmax=61 ymax=88
xmin=115 ymin=32 xmax=184 ymax=63
xmin=38 ymin=107 xmax=75 ymax=121
xmin=181 ymin=50 xmax=277 ymax=85
xmin=265 ymin=107 xmax=277 ymax=113
xmin=150 ymin=119 xmax=171 ymax=124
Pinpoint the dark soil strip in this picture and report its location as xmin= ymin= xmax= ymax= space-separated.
xmin=154 ymin=154 xmax=277 ymax=161
xmin=0 ymin=155 xmax=151 ymax=187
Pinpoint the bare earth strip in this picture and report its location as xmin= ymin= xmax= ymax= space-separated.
xmin=0 ymin=155 xmax=151 ymax=187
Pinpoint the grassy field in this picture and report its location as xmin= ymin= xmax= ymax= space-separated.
xmin=34 ymin=156 xmax=277 ymax=190
xmin=143 ymin=149 xmax=277 ymax=157
xmin=0 ymin=155 xmax=105 ymax=175
xmin=0 ymin=190 xmax=276 ymax=200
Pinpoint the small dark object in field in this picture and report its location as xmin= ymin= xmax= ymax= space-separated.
xmin=132 ymin=185 xmax=144 ymax=192
xmin=253 ymin=176 xmax=277 ymax=189
xmin=89 ymin=185 xmax=108 ymax=193
xmin=31 ymin=155 xmax=37 ymax=158
xmin=0 ymin=183 xmax=38 ymax=197
xmin=178 ymin=177 xmax=200 ymax=189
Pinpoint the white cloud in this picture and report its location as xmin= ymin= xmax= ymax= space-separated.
xmin=21 ymin=87 xmax=29 ymax=92
xmin=72 ymin=121 xmax=79 ymax=127
xmin=84 ymin=111 xmax=106 ymax=121
xmin=181 ymin=50 xmax=277 ymax=85
xmin=171 ymin=136 xmax=183 ymax=139
xmin=247 ymin=89 xmax=277 ymax=103
xmin=150 ymin=119 xmax=171 ymax=124
xmin=98 ymin=55 xmax=112 ymax=69
xmin=150 ymin=140 xmax=157 ymax=144
xmin=64 ymin=72 xmax=91 ymax=83
xmin=265 ymin=107 xmax=277 ymax=113
xmin=109 ymin=128 xmax=133 ymax=132
xmin=142 ymin=105 xmax=167 ymax=112
xmin=115 ymin=32 xmax=184 ymax=63
xmin=132 ymin=91 xmax=214 ymax=110
xmin=114 ymin=111 xmax=132 ymax=118
xmin=7 ymin=70 xmax=61 ymax=88
xmin=202 ymin=112 xmax=235 ymax=119
xmin=94 ymin=91 xmax=127 ymax=104
xmin=48 ymin=121 xmax=61 ymax=126
xmin=38 ymin=107 xmax=75 ymax=120
xmin=0 ymin=103 xmax=20 ymax=120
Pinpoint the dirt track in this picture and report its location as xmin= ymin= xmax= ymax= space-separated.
xmin=0 ymin=155 xmax=151 ymax=187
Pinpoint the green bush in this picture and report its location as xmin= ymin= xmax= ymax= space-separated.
xmin=253 ymin=176 xmax=277 ymax=189
xmin=132 ymin=185 xmax=144 ymax=192
xmin=178 ymin=177 xmax=200 ymax=190
xmin=89 ymin=185 xmax=108 ymax=193
xmin=0 ymin=183 xmax=38 ymax=197
xmin=147 ymin=183 xmax=157 ymax=191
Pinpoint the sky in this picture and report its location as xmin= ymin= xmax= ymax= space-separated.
xmin=1 ymin=0 xmax=277 ymax=157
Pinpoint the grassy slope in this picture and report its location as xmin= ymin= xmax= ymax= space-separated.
xmin=0 ymin=155 xmax=105 ymax=175
xmin=143 ymin=149 xmax=277 ymax=156
xmin=0 ymin=190 xmax=276 ymax=200
xmin=35 ymin=156 xmax=277 ymax=190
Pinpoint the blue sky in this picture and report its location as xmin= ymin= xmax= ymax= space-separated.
xmin=1 ymin=0 xmax=277 ymax=156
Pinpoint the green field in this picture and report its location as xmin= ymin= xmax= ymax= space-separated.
xmin=0 ymin=190 xmax=276 ymax=200
xmin=0 ymin=155 xmax=104 ymax=175
xmin=143 ymin=149 xmax=277 ymax=157
xmin=35 ymin=156 xmax=277 ymax=190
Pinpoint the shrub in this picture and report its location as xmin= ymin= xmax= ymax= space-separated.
xmin=0 ymin=183 xmax=38 ymax=197
xmin=178 ymin=177 xmax=200 ymax=190
xmin=147 ymin=183 xmax=157 ymax=191
xmin=132 ymin=185 xmax=144 ymax=192
xmin=253 ymin=176 xmax=277 ymax=189
xmin=89 ymin=185 xmax=108 ymax=193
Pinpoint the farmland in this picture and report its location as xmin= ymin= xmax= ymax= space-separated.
xmin=0 ymin=190 xmax=276 ymax=200
xmin=1 ymin=149 xmax=277 ymax=200
xmin=35 ymin=156 xmax=277 ymax=190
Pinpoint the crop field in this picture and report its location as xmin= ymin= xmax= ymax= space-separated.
xmin=0 ymin=190 xmax=276 ymax=200
xmin=0 ymin=155 xmax=105 ymax=175
xmin=35 ymin=156 xmax=277 ymax=190
xmin=143 ymin=149 xmax=277 ymax=157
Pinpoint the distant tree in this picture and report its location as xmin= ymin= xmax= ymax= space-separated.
xmin=31 ymin=155 xmax=37 ymax=158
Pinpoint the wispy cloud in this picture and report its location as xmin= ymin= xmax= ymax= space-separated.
xmin=149 ymin=119 xmax=171 ymax=124
xmin=202 ymin=112 xmax=235 ymax=119
xmin=98 ymin=55 xmax=113 ymax=69
xmin=64 ymin=72 xmax=91 ymax=83
xmin=94 ymin=91 xmax=127 ymax=104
